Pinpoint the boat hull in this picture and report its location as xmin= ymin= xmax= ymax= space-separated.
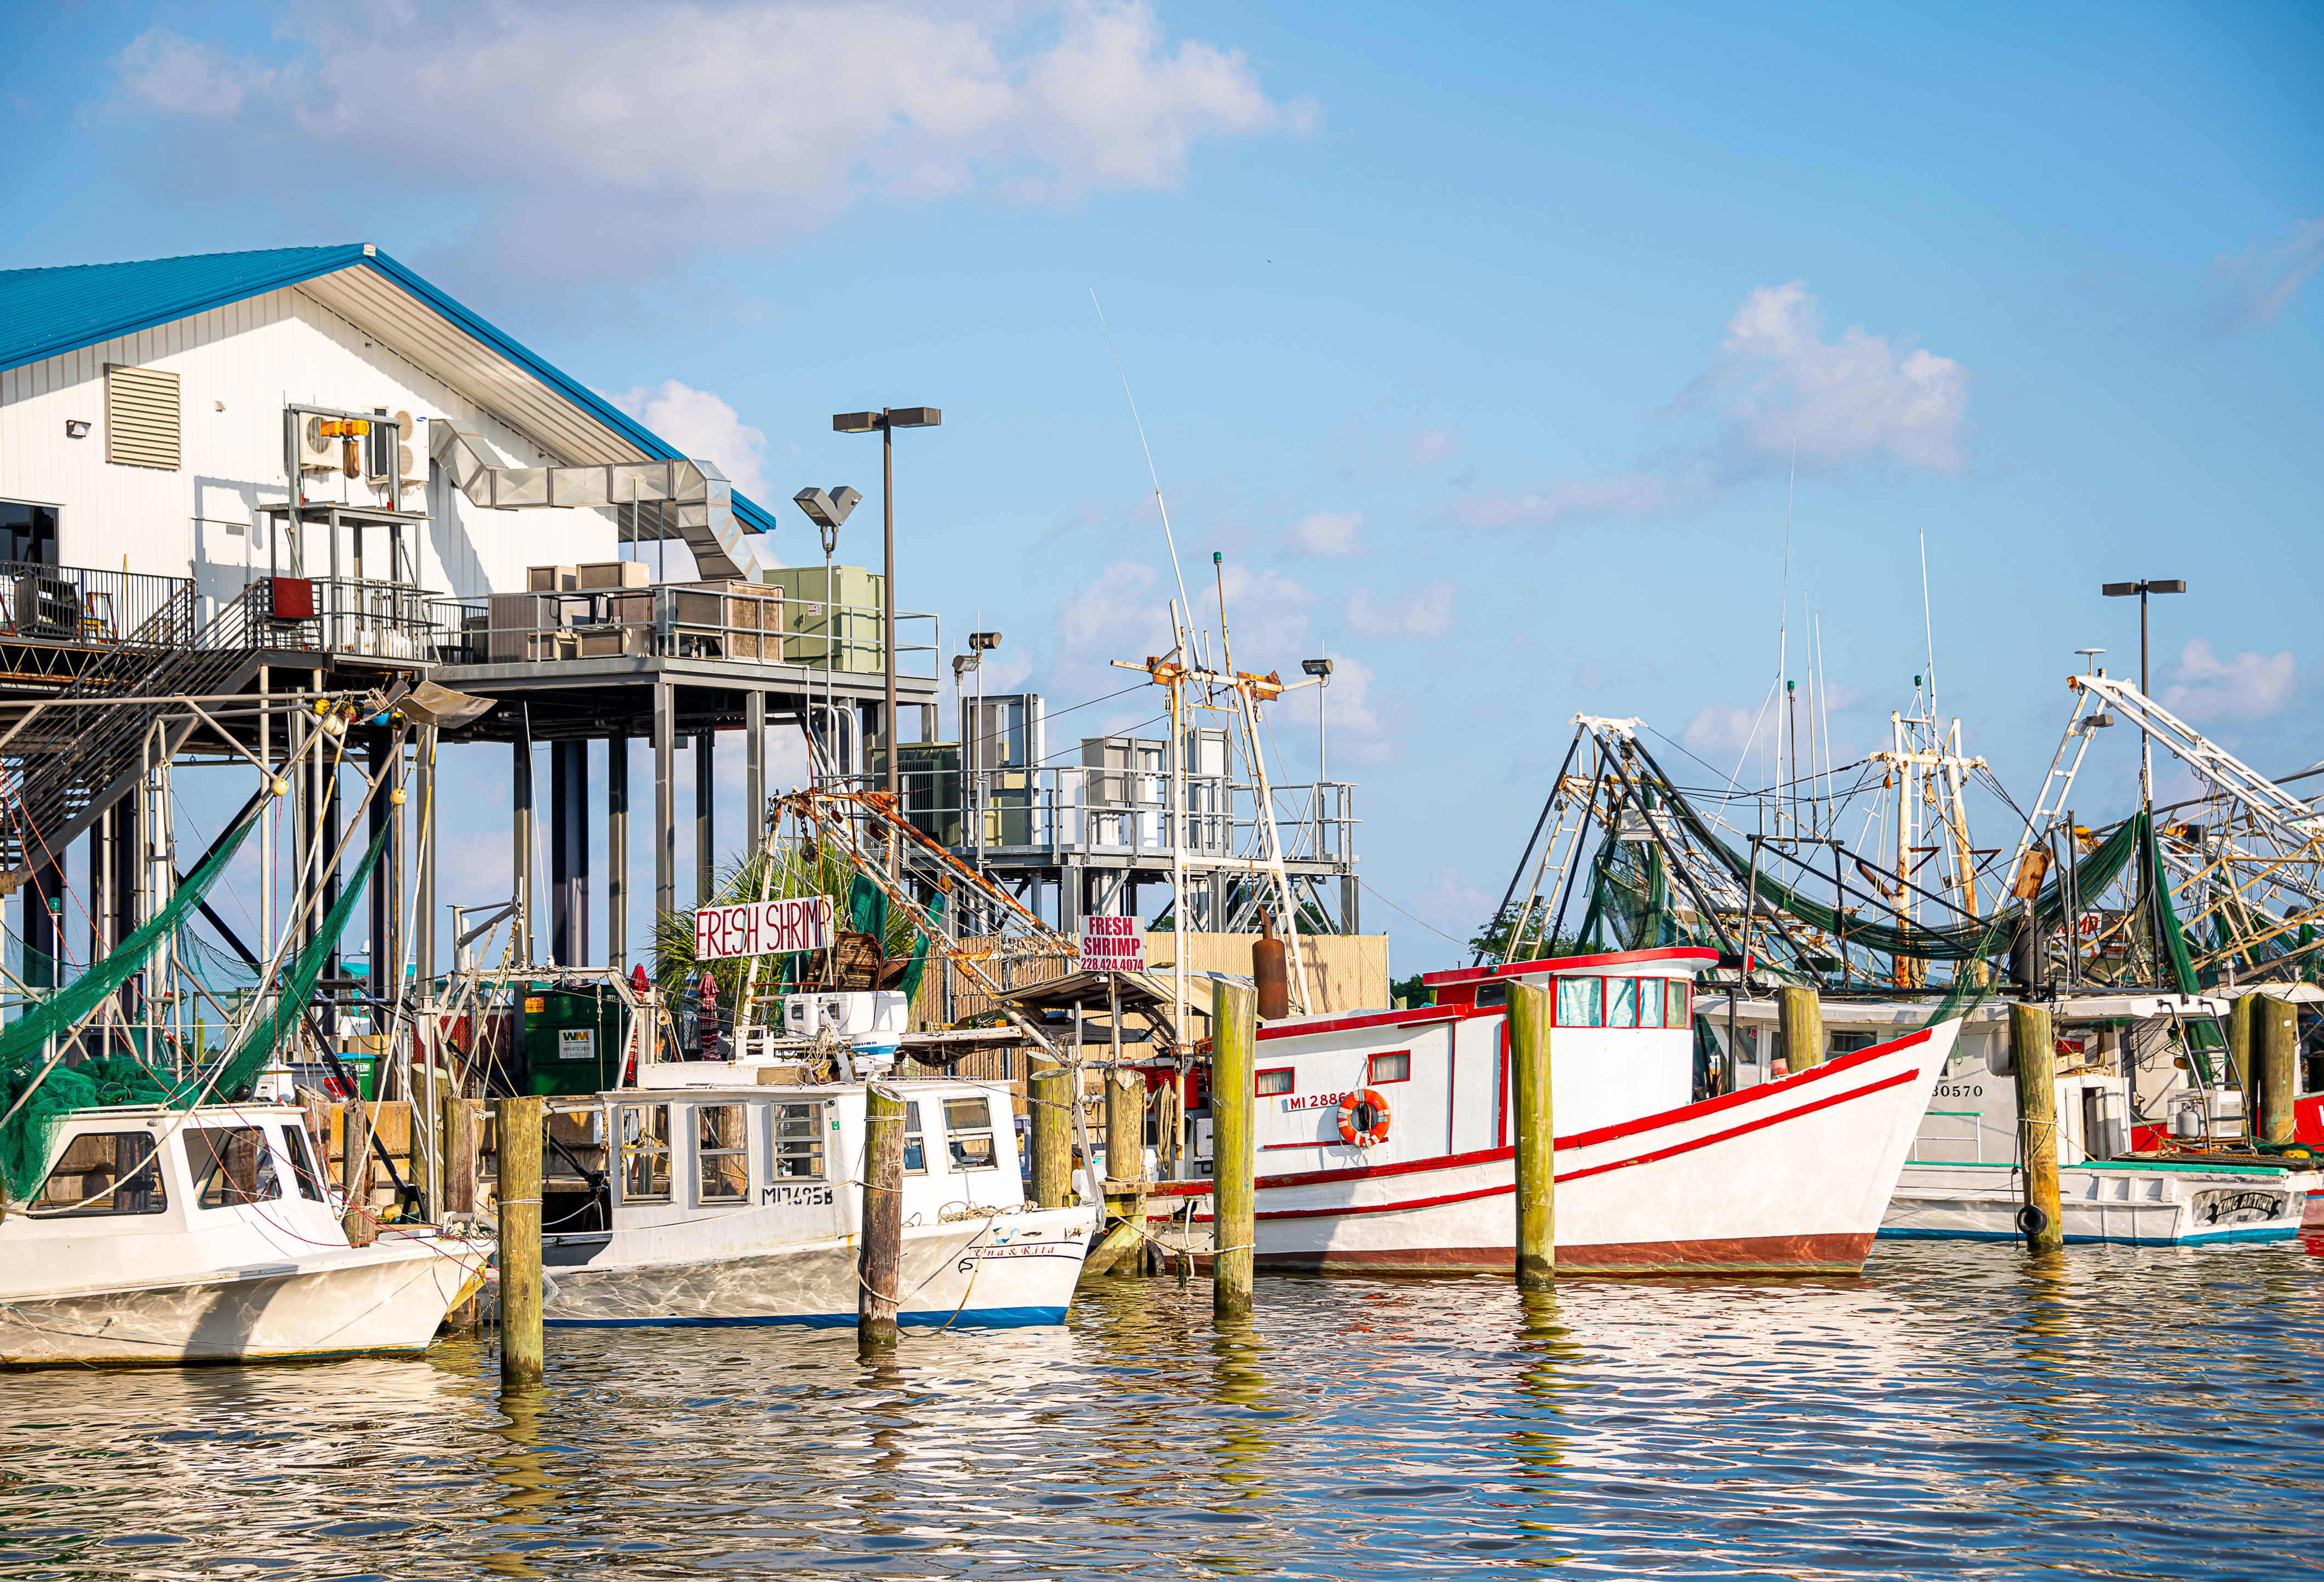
xmin=542 ymin=1208 xmax=1094 ymax=1328
xmin=0 ymin=1234 xmax=483 ymax=1369
xmin=1881 ymin=1162 xmax=2306 ymax=1246
xmin=1156 ymin=1026 xmax=1953 ymax=1277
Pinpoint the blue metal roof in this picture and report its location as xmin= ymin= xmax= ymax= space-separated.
xmin=0 ymin=244 xmax=776 ymax=536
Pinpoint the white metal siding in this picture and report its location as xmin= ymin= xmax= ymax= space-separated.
xmin=103 ymin=364 xmax=180 ymax=471
xmin=0 ymin=286 xmax=619 ymax=603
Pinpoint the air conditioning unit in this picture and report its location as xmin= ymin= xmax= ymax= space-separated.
xmin=297 ymin=412 xmax=371 ymax=477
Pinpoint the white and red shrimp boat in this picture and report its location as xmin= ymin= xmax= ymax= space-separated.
xmin=1144 ymin=945 xmax=1954 ymax=1276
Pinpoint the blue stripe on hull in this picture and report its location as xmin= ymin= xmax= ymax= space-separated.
xmin=545 ymin=1304 xmax=1068 ymax=1331
xmin=1877 ymin=1225 xmax=2299 ymax=1247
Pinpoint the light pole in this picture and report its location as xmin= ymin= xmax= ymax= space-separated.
xmin=1303 ymin=656 xmax=1332 ymax=862
xmin=792 ymin=486 xmax=860 ymax=783
xmin=2102 ymin=577 xmax=2185 ymax=977
xmin=832 ymin=408 xmax=940 ymax=811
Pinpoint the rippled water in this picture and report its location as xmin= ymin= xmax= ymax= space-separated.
xmin=5 ymin=1239 xmax=2321 ymax=1579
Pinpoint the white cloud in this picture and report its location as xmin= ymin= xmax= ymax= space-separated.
xmin=2162 ymin=639 xmax=2297 ymax=723
xmin=1418 ymin=865 xmax=1491 ymax=937
xmin=112 ymin=1 xmax=1315 ymax=303
xmin=1683 ymin=701 xmax=1767 ymax=760
xmin=1340 ymin=580 xmax=1458 ymax=640
xmin=1452 ymin=282 xmax=1967 ymax=529
xmin=2200 ymin=216 xmax=2324 ymax=336
xmin=1277 ymin=510 xmax=1366 ymax=558
xmin=606 ymin=379 xmax=768 ymax=499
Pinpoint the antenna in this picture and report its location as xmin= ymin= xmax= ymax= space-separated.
xmin=1092 ymin=291 xmax=1195 ymax=648
xmin=1777 ymin=438 xmax=1795 ymax=827
xmin=1919 ymin=530 xmax=1938 ymax=718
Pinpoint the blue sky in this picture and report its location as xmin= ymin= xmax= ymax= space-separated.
xmin=5 ymin=1 xmax=2319 ymax=973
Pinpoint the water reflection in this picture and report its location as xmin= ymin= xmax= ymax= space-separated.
xmin=1 ymin=1243 xmax=2319 ymax=1579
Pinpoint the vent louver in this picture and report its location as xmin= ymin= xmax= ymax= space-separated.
xmin=105 ymin=364 xmax=180 ymax=471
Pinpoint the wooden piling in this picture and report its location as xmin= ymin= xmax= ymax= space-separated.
xmin=2257 ymin=994 xmax=2298 ymax=1147
xmin=2010 ymin=1002 xmax=2063 ymax=1254
xmin=2228 ymin=992 xmax=2257 ymax=1116
xmin=1509 ymin=981 xmax=1555 ymax=1291
xmin=1106 ymin=1065 xmax=1144 ymax=1188
xmin=859 ymin=1085 xmax=905 ymax=1348
xmin=1029 ymin=1059 xmax=1072 ymax=1208
xmin=1777 ymin=985 xmax=1823 ymax=1075
xmin=497 ymin=1094 xmax=545 ymax=1383
xmin=1211 ymin=977 xmax=1256 ymax=1322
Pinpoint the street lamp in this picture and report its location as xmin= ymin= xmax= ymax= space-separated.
xmin=2102 ymin=577 xmax=2185 ymax=973
xmin=833 ymin=407 xmax=941 ymax=812
xmin=960 ymin=631 xmax=1002 ymax=907
xmin=2100 ymin=578 xmax=2186 ymax=818
xmin=1302 ymin=656 xmax=1333 ymax=864
xmin=792 ymin=486 xmax=859 ymax=782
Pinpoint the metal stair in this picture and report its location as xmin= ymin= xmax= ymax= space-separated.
xmin=0 ymin=583 xmax=273 ymax=892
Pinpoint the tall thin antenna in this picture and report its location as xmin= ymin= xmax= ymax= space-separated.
xmin=1092 ymin=290 xmax=1196 ymax=645
xmin=1918 ymin=530 xmax=1938 ymax=719
xmin=1776 ymin=437 xmax=1796 ymax=827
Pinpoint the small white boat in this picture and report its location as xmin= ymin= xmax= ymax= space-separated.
xmin=1702 ymin=993 xmax=2310 ymax=1246
xmin=1144 ymin=946 xmax=1954 ymax=1276
xmin=536 ymin=1076 xmax=1095 ymax=1328
xmin=0 ymin=1103 xmax=485 ymax=1369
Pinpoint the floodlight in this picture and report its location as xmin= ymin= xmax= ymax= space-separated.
xmin=793 ymin=486 xmax=860 ymax=529
xmin=1302 ymin=657 xmax=1333 ymax=678
xmin=969 ymin=631 xmax=1002 ymax=651
xmin=832 ymin=411 xmax=882 ymax=433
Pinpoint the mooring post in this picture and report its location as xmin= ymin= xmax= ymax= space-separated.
xmin=2228 ymin=991 xmax=2257 ymax=1113
xmin=1211 ymin=978 xmax=1256 ymax=1321
xmin=1509 ymin=980 xmax=1555 ymax=1290
xmin=1029 ymin=1058 xmax=1071 ymax=1208
xmin=2010 ymin=1001 xmax=2063 ymax=1254
xmin=498 ymin=1094 xmax=545 ymax=1383
xmin=860 ymin=1085 xmax=905 ymax=1348
xmin=2257 ymin=993 xmax=2298 ymax=1146
xmin=1777 ymin=984 xmax=1823 ymax=1075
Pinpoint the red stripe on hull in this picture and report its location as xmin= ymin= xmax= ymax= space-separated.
xmin=1243 ymin=1231 xmax=1874 ymax=1277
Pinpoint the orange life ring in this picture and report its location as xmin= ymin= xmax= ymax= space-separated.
xmin=1337 ymin=1088 xmax=1392 ymax=1148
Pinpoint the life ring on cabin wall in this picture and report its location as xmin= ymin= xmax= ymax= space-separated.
xmin=1338 ymin=1088 xmax=1392 ymax=1148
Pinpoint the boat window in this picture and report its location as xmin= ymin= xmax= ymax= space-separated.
xmin=902 ymin=1100 xmax=928 ymax=1174
xmin=1830 ymin=1030 xmax=1879 ymax=1055
xmin=1475 ymin=982 xmax=1508 ymax=1007
xmin=944 ymin=1097 xmax=998 ymax=1171
xmin=1607 ymin=978 xmax=1640 ymax=1028
xmin=1665 ymin=980 xmax=1691 ymax=1027
xmin=1555 ymin=977 xmax=1602 ymax=1027
xmin=1368 ymin=1051 xmax=1411 ymax=1084
xmin=30 ymin=1131 xmax=168 ymax=1216
xmin=771 ymin=1102 xmax=827 ymax=1179
xmin=279 ymin=1123 xmax=328 ymax=1202
xmin=1255 ymin=1068 xmax=1294 ymax=1096
xmin=186 ymin=1127 xmax=281 ymax=1208
xmin=1636 ymin=978 xmax=1665 ymax=1029
xmin=696 ymin=1104 xmax=748 ymax=1203
xmin=620 ymin=1104 xmax=672 ymax=1202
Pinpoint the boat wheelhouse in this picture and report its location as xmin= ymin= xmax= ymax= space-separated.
xmin=0 ymin=1104 xmax=482 ymax=1368
xmin=534 ymin=1075 xmax=1095 ymax=1328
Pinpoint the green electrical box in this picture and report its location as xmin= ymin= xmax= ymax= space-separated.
xmin=521 ymin=983 xmax=626 ymax=1096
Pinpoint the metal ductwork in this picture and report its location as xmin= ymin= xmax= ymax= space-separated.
xmin=429 ymin=418 xmax=750 ymax=580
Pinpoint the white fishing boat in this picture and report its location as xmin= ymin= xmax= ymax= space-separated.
xmin=1144 ymin=945 xmax=1953 ymax=1275
xmin=1702 ymin=993 xmax=2310 ymax=1246
xmin=536 ymin=1075 xmax=1095 ymax=1328
xmin=0 ymin=1103 xmax=485 ymax=1368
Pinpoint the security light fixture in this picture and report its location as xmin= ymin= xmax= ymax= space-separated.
xmin=64 ymin=420 xmax=89 ymax=439
xmin=953 ymin=654 xmax=978 ymax=679
xmin=969 ymin=631 xmax=1002 ymax=651
xmin=1302 ymin=657 xmax=1333 ymax=678
xmin=2104 ymin=580 xmax=2186 ymax=597
xmin=792 ymin=486 xmax=860 ymax=529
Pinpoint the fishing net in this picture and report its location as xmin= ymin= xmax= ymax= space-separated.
xmin=215 ymin=819 xmax=392 ymax=1098
xmin=0 ymin=807 xmax=260 ymax=1202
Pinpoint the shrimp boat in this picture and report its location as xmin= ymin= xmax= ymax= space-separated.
xmin=533 ymin=1068 xmax=1095 ymax=1328
xmin=1144 ymin=945 xmax=1954 ymax=1276
xmin=1703 ymin=992 xmax=2311 ymax=1245
xmin=0 ymin=1103 xmax=485 ymax=1368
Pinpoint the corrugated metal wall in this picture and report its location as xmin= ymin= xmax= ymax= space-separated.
xmin=0 ymin=286 xmax=620 ymax=606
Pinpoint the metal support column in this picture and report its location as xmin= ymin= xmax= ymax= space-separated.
xmin=512 ymin=737 xmax=534 ymax=968
xmin=606 ymin=732 xmax=628 ymax=971
xmin=550 ymin=738 xmax=589 ymax=967
xmin=695 ymin=729 xmax=714 ymax=906
xmin=368 ymin=732 xmax=392 ymax=1004
xmin=746 ymin=691 xmax=766 ymax=854
xmin=25 ymin=859 xmax=61 ymax=990
xmin=416 ymin=729 xmax=436 ymax=985
xmin=322 ymin=749 xmax=342 ymax=1021
xmin=654 ymin=684 xmax=676 ymax=921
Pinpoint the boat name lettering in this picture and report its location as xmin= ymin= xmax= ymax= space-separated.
xmin=2194 ymin=1189 xmax=2284 ymax=1225
xmin=1933 ymin=1084 xmax=1984 ymax=1099
xmin=759 ymin=1183 xmax=835 ymax=1207
xmin=959 ymin=1246 xmax=1079 ymax=1271
xmin=1284 ymin=1091 xmax=1354 ymax=1113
